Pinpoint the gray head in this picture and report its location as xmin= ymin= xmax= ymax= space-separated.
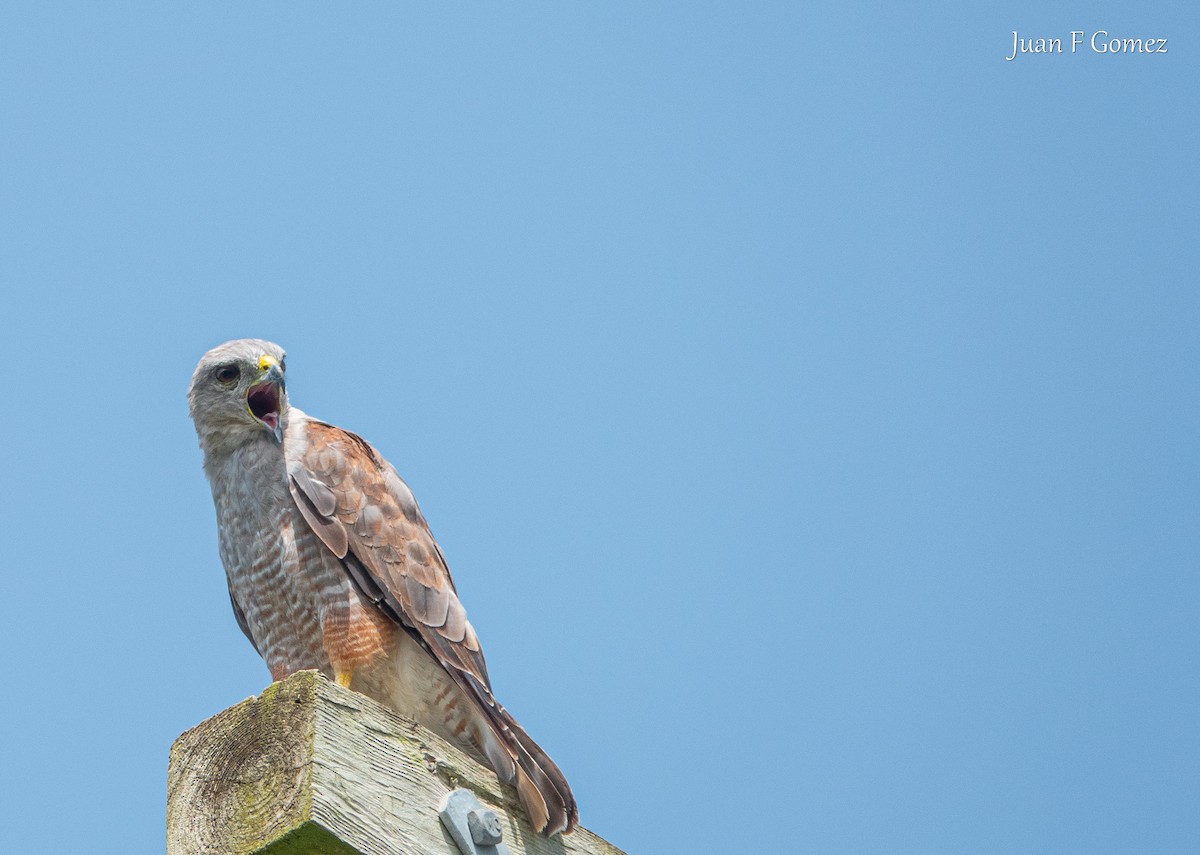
xmin=189 ymin=339 xmax=289 ymax=458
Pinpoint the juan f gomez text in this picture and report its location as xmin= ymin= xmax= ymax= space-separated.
xmin=1007 ymin=30 xmax=1168 ymax=61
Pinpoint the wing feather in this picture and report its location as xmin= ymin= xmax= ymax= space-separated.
xmin=228 ymin=590 xmax=260 ymax=654
xmin=290 ymin=471 xmax=349 ymax=558
xmin=285 ymin=416 xmax=576 ymax=834
xmin=286 ymin=419 xmax=493 ymax=691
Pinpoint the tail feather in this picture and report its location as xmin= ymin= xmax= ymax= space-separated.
xmin=500 ymin=706 xmax=577 ymax=836
xmin=515 ymin=765 xmax=552 ymax=835
xmin=460 ymin=675 xmax=578 ymax=835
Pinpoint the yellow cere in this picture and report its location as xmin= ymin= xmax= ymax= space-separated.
xmin=258 ymin=354 xmax=280 ymax=372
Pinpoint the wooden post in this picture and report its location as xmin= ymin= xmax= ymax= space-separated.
xmin=167 ymin=670 xmax=625 ymax=855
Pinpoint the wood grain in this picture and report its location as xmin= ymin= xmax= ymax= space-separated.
xmin=167 ymin=671 xmax=624 ymax=855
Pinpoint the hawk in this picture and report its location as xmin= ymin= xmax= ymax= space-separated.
xmin=188 ymin=339 xmax=577 ymax=836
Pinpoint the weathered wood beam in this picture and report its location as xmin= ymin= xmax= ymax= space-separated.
xmin=167 ymin=670 xmax=624 ymax=855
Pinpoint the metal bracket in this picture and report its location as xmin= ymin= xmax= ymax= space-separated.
xmin=439 ymin=788 xmax=512 ymax=855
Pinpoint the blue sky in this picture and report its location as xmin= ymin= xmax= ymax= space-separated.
xmin=1 ymin=3 xmax=1196 ymax=853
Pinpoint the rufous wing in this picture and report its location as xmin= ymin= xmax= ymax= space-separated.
xmin=285 ymin=417 xmax=578 ymax=835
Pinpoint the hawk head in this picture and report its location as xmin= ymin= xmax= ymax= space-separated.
xmin=189 ymin=339 xmax=289 ymax=457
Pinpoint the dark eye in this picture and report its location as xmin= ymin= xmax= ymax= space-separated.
xmin=214 ymin=364 xmax=240 ymax=384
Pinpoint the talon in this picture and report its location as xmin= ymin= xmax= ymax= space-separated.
xmin=336 ymin=671 xmax=353 ymax=688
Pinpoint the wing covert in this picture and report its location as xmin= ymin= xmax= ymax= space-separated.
xmin=286 ymin=418 xmax=490 ymax=687
xmin=284 ymin=413 xmax=576 ymax=835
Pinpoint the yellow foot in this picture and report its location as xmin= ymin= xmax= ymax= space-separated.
xmin=335 ymin=671 xmax=353 ymax=689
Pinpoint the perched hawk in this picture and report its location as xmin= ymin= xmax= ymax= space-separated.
xmin=188 ymin=339 xmax=577 ymax=836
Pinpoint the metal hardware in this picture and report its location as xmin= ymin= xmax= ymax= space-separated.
xmin=439 ymin=788 xmax=511 ymax=855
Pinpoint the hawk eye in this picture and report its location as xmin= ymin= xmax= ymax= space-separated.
xmin=214 ymin=365 xmax=240 ymax=384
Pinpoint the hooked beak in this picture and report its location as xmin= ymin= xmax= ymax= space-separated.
xmin=247 ymin=355 xmax=285 ymax=443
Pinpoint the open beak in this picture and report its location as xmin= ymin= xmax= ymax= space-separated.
xmin=247 ymin=357 xmax=285 ymax=443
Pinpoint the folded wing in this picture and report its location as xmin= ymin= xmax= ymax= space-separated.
xmin=285 ymin=417 xmax=578 ymax=836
